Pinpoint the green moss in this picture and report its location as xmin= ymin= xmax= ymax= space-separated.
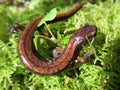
xmin=0 ymin=0 xmax=120 ymax=89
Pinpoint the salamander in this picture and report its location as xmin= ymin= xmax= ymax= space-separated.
xmin=10 ymin=3 xmax=97 ymax=75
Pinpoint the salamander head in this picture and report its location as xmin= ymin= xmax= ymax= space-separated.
xmin=72 ymin=24 xmax=97 ymax=46
xmin=80 ymin=23 xmax=97 ymax=39
xmin=73 ymin=23 xmax=97 ymax=41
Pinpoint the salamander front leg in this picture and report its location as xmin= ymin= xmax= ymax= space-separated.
xmin=53 ymin=48 xmax=64 ymax=59
xmin=76 ymin=51 xmax=92 ymax=63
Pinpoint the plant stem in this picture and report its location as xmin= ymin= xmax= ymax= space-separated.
xmin=44 ymin=22 xmax=62 ymax=47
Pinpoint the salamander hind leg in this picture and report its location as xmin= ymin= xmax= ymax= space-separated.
xmin=9 ymin=23 xmax=25 ymax=33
